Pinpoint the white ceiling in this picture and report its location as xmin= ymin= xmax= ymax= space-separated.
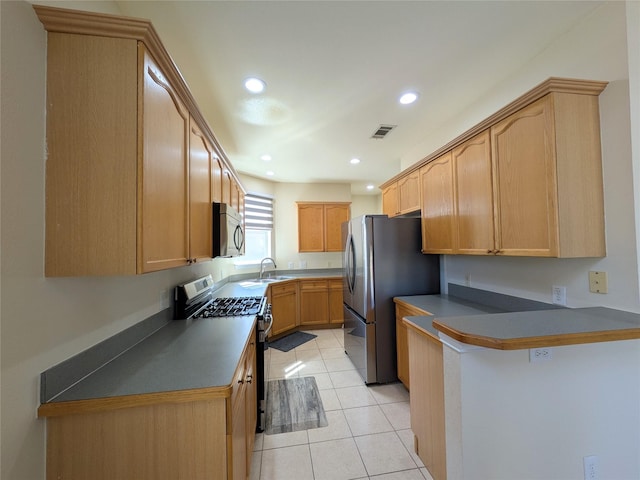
xmin=116 ymin=0 xmax=603 ymax=195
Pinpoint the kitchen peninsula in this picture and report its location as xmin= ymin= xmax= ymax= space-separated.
xmin=402 ymin=292 xmax=640 ymax=480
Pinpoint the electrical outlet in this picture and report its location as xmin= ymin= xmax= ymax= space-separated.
xmin=589 ymin=271 xmax=608 ymax=294
xmin=583 ymin=455 xmax=599 ymax=480
xmin=529 ymin=347 xmax=552 ymax=363
xmin=552 ymin=285 xmax=567 ymax=306
xmin=300 ymin=261 xmax=307 ymax=269
xmin=288 ymin=262 xmax=294 ymax=269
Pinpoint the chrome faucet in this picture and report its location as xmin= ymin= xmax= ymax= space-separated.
xmin=259 ymin=257 xmax=277 ymax=279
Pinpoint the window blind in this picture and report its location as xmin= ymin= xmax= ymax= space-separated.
xmin=244 ymin=194 xmax=273 ymax=230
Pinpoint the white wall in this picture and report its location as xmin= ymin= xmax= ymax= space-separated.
xmin=444 ymin=339 xmax=640 ymax=478
xmin=401 ymin=1 xmax=640 ymax=311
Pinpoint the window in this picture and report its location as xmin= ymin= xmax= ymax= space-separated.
xmin=236 ymin=194 xmax=274 ymax=266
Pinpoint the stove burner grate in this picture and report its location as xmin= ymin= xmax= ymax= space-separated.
xmin=196 ymin=296 xmax=264 ymax=318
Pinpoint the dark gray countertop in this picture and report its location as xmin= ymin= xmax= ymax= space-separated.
xmin=395 ymin=294 xmax=507 ymax=317
xmin=52 ymin=315 xmax=256 ymax=402
xmin=434 ymin=307 xmax=640 ymax=343
xmin=44 ymin=272 xmax=342 ymax=405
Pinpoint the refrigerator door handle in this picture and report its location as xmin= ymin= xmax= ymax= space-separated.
xmin=346 ymin=233 xmax=356 ymax=294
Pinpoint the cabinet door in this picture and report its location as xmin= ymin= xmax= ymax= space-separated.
xmin=453 ymin=130 xmax=494 ymax=255
xmin=328 ymin=279 xmax=344 ymax=324
xmin=381 ymin=183 xmax=399 ymax=217
xmin=139 ymin=49 xmax=190 ymax=272
xmin=491 ymin=97 xmax=558 ymax=256
xmin=298 ymin=204 xmax=325 ymax=252
xmin=44 ymin=34 xmax=138 ymax=276
xmin=395 ymin=302 xmax=431 ymax=390
xmin=324 ymin=204 xmax=350 ymax=252
xmin=231 ymin=386 xmax=247 ymax=480
xmin=420 ymin=153 xmax=456 ymax=254
xmin=398 ymin=171 xmax=421 ymax=215
xmin=189 ymin=120 xmax=213 ymax=263
xmin=222 ymin=168 xmax=232 ymax=207
xmin=408 ymin=328 xmax=446 ymax=480
xmin=244 ymin=340 xmax=257 ymax=458
xmin=299 ymin=280 xmax=329 ymax=325
xmin=211 ymin=155 xmax=223 ymax=204
xmin=270 ymin=283 xmax=298 ymax=336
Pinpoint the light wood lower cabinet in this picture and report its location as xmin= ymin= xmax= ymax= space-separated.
xmin=268 ymin=278 xmax=343 ymax=337
xmin=43 ymin=337 xmax=257 ymax=480
xmin=407 ymin=323 xmax=446 ymax=480
xmin=394 ymin=299 xmax=431 ymax=390
xmin=300 ymin=280 xmax=330 ymax=326
xmin=269 ymin=281 xmax=299 ymax=336
xmin=328 ymin=278 xmax=344 ymax=324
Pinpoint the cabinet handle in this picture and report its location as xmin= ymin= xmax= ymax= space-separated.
xmin=238 ymin=379 xmax=244 ymax=384
xmin=246 ymin=375 xmax=253 ymax=384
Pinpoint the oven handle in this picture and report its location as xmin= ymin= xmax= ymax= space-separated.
xmin=263 ymin=313 xmax=273 ymax=339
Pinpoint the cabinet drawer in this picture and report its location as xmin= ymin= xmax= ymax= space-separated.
xmin=299 ymin=280 xmax=328 ymax=290
xmin=270 ymin=282 xmax=297 ymax=296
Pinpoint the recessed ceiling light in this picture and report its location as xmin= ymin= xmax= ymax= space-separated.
xmin=244 ymin=77 xmax=266 ymax=94
xmin=399 ymin=92 xmax=419 ymax=105
xmin=366 ymin=184 xmax=375 ymax=190
xmin=261 ymin=154 xmax=272 ymax=162
xmin=266 ymin=170 xmax=274 ymax=176
xmin=350 ymin=158 xmax=361 ymax=165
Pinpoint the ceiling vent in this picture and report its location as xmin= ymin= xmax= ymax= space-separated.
xmin=371 ymin=124 xmax=396 ymax=139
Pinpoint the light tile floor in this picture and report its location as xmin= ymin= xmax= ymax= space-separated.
xmin=252 ymin=328 xmax=435 ymax=480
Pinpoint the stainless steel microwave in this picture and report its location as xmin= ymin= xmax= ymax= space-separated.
xmin=213 ymin=203 xmax=245 ymax=257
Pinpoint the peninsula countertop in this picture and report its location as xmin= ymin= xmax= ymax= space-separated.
xmin=432 ymin=307 xmax=640 ymax=349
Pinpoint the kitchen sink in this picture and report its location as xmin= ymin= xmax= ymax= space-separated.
xmin=252 ymin=275 xmax=294 ymax=283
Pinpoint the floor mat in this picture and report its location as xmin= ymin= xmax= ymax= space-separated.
xmin=267 ymin=331 xmax=317 ymax=352
xmin=265 ymin=377 xmax=328 ymax=435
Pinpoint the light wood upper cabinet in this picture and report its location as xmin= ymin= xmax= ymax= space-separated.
xmin=381 ymin=171 xmax=421 ymax=217
xmin=44 ymin=33 xmax=139 ymax=276
xmin=420 ymin=153 xmax=456 ymax=254
xmin=398 ymin=78 xmax=606 ymax=258
xmin=491 ymin=93 xmax=605 ymax=257
xmin=398 ymin=171 xmax=421 ymax=214
xmin=297 ymin=202 xmax=350 ymax=252
xmin=36 ymin=5 xmax=246 ymax=276
xmin=381 ymin=183 xmax=399 ymax=217
xmin=188 ymin=120 xmax=213 ymax=263
xmin=453 ymin=130 xmax=495 ymax=254
xmin=43 ymin=32 xmax=194 ymax=275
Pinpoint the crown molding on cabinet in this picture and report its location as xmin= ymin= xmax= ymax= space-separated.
xmin=380 ymin=76 xmax=608 ymax=189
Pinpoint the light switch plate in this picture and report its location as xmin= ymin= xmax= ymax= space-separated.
xmin=589 ymin=271 xmax=608 ymax=294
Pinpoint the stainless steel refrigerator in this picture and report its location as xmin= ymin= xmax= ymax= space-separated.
xmin=342 ymin=215 xmax=440 ymax=384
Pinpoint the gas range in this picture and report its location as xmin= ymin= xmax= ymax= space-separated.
xmin=174 ymin=274 xmax=267 ymax=320
xmin=173 ymin=274 xmax=271 ymax=433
